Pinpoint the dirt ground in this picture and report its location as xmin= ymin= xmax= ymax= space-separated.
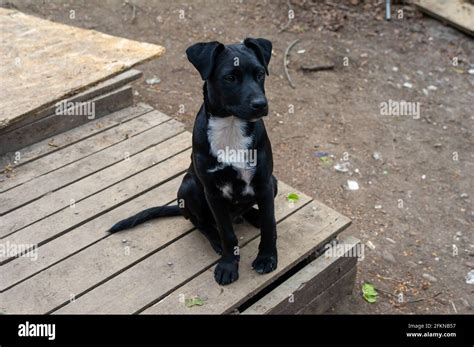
xmin=4 ymin=0 xmax=473 ymax=314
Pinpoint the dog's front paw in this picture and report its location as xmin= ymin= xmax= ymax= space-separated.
xmin=214 ymin=259 xmax=239 ymax=285
xmin=252 ymin=253 xmax=278 ymax=274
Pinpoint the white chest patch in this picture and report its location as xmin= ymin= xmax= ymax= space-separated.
xmin=207 ymin=116 xmax=253 ymax=162
xmin=207 ymin=116 xmax=256 ymax=198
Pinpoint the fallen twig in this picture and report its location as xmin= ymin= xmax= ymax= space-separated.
xmin=450 ymin=300 xmax=458 ymax=313
xmin=279 ymin=0 xmax=293 ymax=33
xmin=377 ymin=288 xmax=398 ymax=298
xmin=131 ymin=4 xmax=137 ymax=24
xmin=324 ymin=0 xmax=350 ymax=11
xmin=124 ymin=1 xmax=138 ymax=24
xmin=300 ymin=63 xmax=335 ymax=72
xmin=400 ymin=291 xmax=443 ymax=305
xmin=283 ymin=39 xmax=300 ymax=89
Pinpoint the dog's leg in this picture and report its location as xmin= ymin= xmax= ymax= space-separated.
xmin=178 ymin=174 xmax=223 ymax=255
xmin=205 ymin=191 xmax=240 ymax=285
xmin=252 ymin=182 xmax=278 ymax=274
xmin=192 ymin=218 xmax=222 ymax=255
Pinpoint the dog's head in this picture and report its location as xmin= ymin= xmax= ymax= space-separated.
xmin=186 ymin=38 xmax=272 ymax=121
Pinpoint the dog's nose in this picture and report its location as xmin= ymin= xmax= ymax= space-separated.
xmin=250 ymin=98 xmax=268 ymax=111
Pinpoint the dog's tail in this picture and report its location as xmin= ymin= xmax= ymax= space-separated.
xmin=108 ymin=205 xmax=181 ymax=233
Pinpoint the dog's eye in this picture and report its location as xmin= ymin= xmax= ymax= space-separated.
xmin=224 ymin=75 xmax=236 ymax=82
xmin=256 ymin=71 xmax=265 ymax=80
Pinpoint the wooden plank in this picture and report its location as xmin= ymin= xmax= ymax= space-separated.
xmin=0 ymin=8 xmax=165 ymax=128
xmin=0 ymin=103 xmax=153 ymax=171
xmin=297 ymin=266 xmax=356 ymax=314
xmin=54 ymin=183 xmax=310 ymax=314
xmin=0 ymin=184 xmax=310 ymax=314
xmin=0 ymin=118 xmax=183 ymax=217
xmin=141 ymin=202 xmax=351 ymax=315
xmin=242 ymin=236 xmax=359 ymax=314
xmin=0 ymin=175 xmax=184 ymax=292
xmin=415 ymin=0 xmax=474 ymax=37
xmin=0 ymin=149 xmax=192 ymax=260
xmin=0 ymin=217 xmax=191 ymax=314
xmin=0 ymin=85 xmax=134 ymax=155
xmin=0 ymin=132 xmax=191 ymax=236
xmin=0 ymin=69 xmax=143 ymax=134
xmin=0 ymin=109 xmax=169 ymax=193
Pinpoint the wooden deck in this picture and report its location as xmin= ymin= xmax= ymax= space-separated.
xmin=0 ymin=104 xmax=353 ymax=314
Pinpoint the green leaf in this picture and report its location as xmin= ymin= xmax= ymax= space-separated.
xmin=287 ymin=192 xmax=300 ymax=203
xmin=185 ymin=297 xmax=204 ymax=307
xmin=319 ymin=156 xmax=333 ymax=166
xmin=362 ymin=283 xmax=378 ymax=303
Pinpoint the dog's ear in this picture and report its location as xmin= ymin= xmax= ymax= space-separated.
xmin=186 ymin=41 xmax=225 ymax=80
xmin=243 ymin=38 xmax=272 ymax=75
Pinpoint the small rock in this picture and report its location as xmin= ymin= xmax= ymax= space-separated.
xmin=427 ymin=85 xmax=437 ymax=91
xmin=433 ymin=143 xmax=442 ymax=148
xmin=403 ymin=82 xmax=413 ymax=89
xmin=382 ymin=250 xmax=396 ymax=264
xmin=375 ymin=204 xmax=382 ymax=210
xmin=345 ymin=180 xmax=359 ymax=190
xmin=334 ymin=162 xmax=350 ymax=173
xmin=372 ymin=152 xmax=381 ymax=160
xmin=122 ymin=239 xmax=127 ymax=243
xmin=366 ymin=240 xmax=376 ymax=250
xmin=145 ymin=76 xmax=161 ymax=85
xmin=466 ymin=270 xmax=474 ymax=284
xmin=392 ymin=66 xmax=399 ymax=72
xmin=421 ymin=175 xmax=426 ymax=180
xmin=167 ymin=262 xmax=173 ymax=266
xmin=468 ymin=69 xmax=474 ymax=75
xmin=460 ymin=193 xmax=469 ymax=199
xmin=422 ymin=273 xmax=437 ymax=283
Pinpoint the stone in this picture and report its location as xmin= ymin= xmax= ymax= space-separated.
xmin=422 ymin=273 xmax=437 ymax=283
xmin=382 ymin=250 xmax=396 ymax=264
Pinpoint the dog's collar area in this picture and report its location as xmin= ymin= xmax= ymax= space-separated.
xmin=207 ymin=112 xmax=261 ymax=123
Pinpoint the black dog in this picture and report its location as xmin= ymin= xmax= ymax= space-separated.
xmin=109 ymin=37 xmax=278 ymax=285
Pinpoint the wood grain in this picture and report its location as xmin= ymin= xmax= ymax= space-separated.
xmin=0 ymin=8 xmax=165 ymax=127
